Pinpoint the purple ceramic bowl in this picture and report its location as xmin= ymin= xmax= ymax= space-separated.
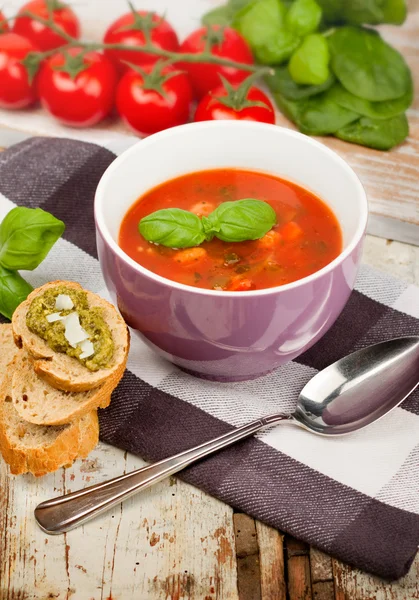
xmin=95 ymin=121 xmax=368 ymax=381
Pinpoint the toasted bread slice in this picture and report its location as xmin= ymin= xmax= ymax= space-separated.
xmin=0 ymin=369 xmax=99 ymax=477
xmin=12 ymin=281 xmax=129 ymax=392
xmin=11 ymin=351 xmax=112 ymax=426
xmin=0 ymin=324 xmax=19 ymax=388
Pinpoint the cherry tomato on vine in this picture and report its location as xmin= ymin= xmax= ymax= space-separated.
xmin=37 ymin=48 xmax=117 ymax=127
xmin=0 ymin=33 xmax=39 ymax=109
xmin=194 ymin=83 xmax=275 ymax=124
xmin=13 ymin=0 xmax=80 ymax=51
xmin=103 ymin=11 xmax=179 ymax=73
xmin=179 ymin=26 xmax=254 ymax=99
xmin=116 ymin=62 xmax=193 ymax=136
xmin=0 ymin=11 xmax=9 ymax=34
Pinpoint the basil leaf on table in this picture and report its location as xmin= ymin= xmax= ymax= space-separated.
xmin=233 ymin=0 xmax=287 ymax=47
xmin=329 ymin=80 xmax=413 ymax=120
xmin=341 ymin=0 xmax=406 ymax=25
xmin=0 ymin=207 xmax=65 ymax=271
xmin=316 ymin=0 xmax=406 ymax=24
xmin=289 ymin=33 xmax=330 ymax=86
xmin=328 ymin=27 xmax=411 ymax=102
xmin=139 ymin=209 xmax=206 ymax=249
xmin=204 ymin=199 xmax=276 ymax=242
xmin=254 ymin=29 xmax=301 ymax=64
xmin=233 ymin=0 xmax=300 ymax=65
xmin=299 ymin=92 xmax=359 ymax=135
xmin=286 ymin=0 xmax=322 ymax=36
xmin=382 ymin=0 xmax=407 ymax=25
xmin=272 ymin=92 xmax=307 ymax=123
xmin=0 ymin=265 xmax=33 ymax=320
xmin=336 ymin=113 xmax=409 ymax=150
xmin=273 ymin=86 xmax=359 ymax=135
xmin=202 ymin=0 xmax=253 ymax=26
xmin=266 ymin=66 xmax=335 ymax=100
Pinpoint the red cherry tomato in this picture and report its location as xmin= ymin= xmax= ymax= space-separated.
xmin=194 ymin=85 xmax=275 ymax=124
xmin=38 ymin=48 xmax=117 ymax=127
xmin=0 ymin=33 xmax=39 ymax=109
xmin=103 ymin=11 xmax=179 ymax=73
xmin=13 ymin=0 xmax=79 ymax=51
xmin=116 ymin=63 xmax=193 ymax=136
xmin=0 ymin=11 xmax=9 ymax=34
xmin=179 ymin=26 xmax=254 ymax=99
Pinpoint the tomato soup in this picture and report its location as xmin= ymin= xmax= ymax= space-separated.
xmin=119 ymin=169 xmax=342 ymax=291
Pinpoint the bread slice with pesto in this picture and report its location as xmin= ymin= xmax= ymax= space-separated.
xmin=0 ymin=356 xmax=99 ymax=476
xmin=11 ymin=350 xmax=112 ymax=425
xmin=12 ymin=281 xmax=129 ymax=393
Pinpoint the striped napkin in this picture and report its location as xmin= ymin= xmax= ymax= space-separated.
xmin=0 ymin=137 xmax=418 ymax=581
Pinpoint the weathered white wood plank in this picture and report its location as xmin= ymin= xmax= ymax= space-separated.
xmin=333 ymin=555 xmax=419 ymax=600
xmin=0 ymin=442 xmax=239 ymax=600
xmin=256 ymin=522 xmax=286 ymax=600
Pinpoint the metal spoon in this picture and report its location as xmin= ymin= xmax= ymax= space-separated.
xmin=35 ymin=336 xmax=419 ymax=535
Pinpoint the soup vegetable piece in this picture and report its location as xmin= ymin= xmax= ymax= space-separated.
xmin=119 ymin=169 xmax=342 ymax=292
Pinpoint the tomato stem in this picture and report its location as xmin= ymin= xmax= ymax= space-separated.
xmin=13 ymin=8 xmax=268 ymax=80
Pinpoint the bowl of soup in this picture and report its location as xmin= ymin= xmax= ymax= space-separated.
xmin=95 ymin=121 xmax=367 ymax=381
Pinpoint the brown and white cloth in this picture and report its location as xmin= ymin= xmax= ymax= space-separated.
xmin=0 ymin=137 xmax=418 ymax=580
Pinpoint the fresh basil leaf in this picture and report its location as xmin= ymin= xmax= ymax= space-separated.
xmin=255 ymin=29 xmax=301 ymax=65
xmin=0 ymin=207 xmax=65 ymax=271
xmin=202 ymin=0 xmax=253 ymax=26
xmin=202 ymin=5 xmax=232 ymax=27
xmin=139 ymin=209 xmax=205 ymax=248
xmin=329 ymin=79 xmax=413 ymax=119
xmin=233 ymin=0 xmax=286 ymax=46
xmin=271 ymin=92 xmax=307 ymax=123
xmin=316 ymin=0 xmax=405 ymax=24
xmin=382 ymin=0 xmax=406 ymax=25
xmin=298 ymin=88 xmax=360 ymax=134
xmin=342 ymin=0 xmax=385 ymax=25
xmin=328 ymin=27 xmax=411 ymax=102
xmin=0 ymin=266 xmax=33 ymax=320
xmin=266 ymin=66 xmax=335 ymax=100
xmin=206 ymin=199 xmax=276 ymax=242
xmin=286 ymin=0 xmax=322 ymax=36
xmin=233 ymin=0 xmax=300 ymax=64
xmin=340 ymin=0 xmax=406 ymax=25
xmin=336 ymin=113 xmax=409 ymax=150
xmin=289 ymin=33 xmax=330 ymax=86
xmin=315 ymin=0 xmax=343 ymax=23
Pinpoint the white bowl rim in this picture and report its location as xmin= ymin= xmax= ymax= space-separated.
xmin=95 ymin=121 xmax=368 ymax=298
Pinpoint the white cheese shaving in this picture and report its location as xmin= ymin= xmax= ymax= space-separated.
xmin=46 ymin=312 xmax=67 ymax=323
xmin=55 ymin=294 xmax=74 ymax=311
xmin=79 ymin=339 xmax=95 ymax=359
xmin=64 ymin=312 xmax=90 ymax=348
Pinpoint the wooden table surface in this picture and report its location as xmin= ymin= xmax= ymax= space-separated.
xmin=0 ymin=236 xmax=418 ymax=600
xmin=1 ymin=3 xmax=419 ymax=596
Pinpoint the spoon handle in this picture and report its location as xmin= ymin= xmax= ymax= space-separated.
xmin=34 ymin=413 xmax=290 ymax=534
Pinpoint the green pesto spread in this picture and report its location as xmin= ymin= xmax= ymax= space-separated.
xmin=26 ymin=285 xmax=114 ymax=372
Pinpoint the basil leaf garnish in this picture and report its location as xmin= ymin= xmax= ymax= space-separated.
xmin=206 ymin=199 xmax=276 ymax=242
xmin=0 ymin=207 xmax=65 ymax=271
xmin=139 ymin=208 xmax=206 ymax=248
xmin=0 ymin=265 xmax=33 ymax=320
xmin=139 ymin=199 xmax=276 ymax=248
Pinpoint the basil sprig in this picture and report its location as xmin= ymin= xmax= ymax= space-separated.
xmin=0 ymin=207 xmax=65 ymax=271
xmin=139 ymin=199 xmax=276 ymax=248
xmin=0 ymin=207 xmax=65 ymax=319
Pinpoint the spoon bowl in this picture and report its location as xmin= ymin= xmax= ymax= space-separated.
xmin=34 ymin=336 xmax=419 ymax=534
xmin=293 ymin=336 xmax=419 ymax=435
